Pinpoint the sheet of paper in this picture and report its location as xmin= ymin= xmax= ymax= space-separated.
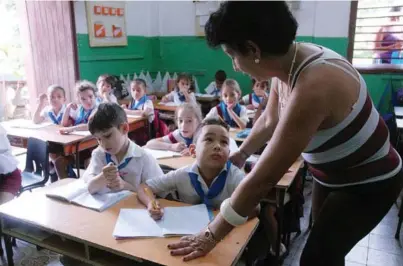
xmin=127 ymin=114 xmax=143 ymax=119
xmin=159 ymin=205 xmax=210 ymax=236
xmin=246 ymin=109 xmax=256 ymax=115
xmin=70 ymin=131 xmax=91 ymax=136
xmin=71 ymin=190 xmax=131 ymax=212
xmin=113 ymin=209 xmax=163 ymax=238
xmin=46 ymin=179 xmax=88 ymax=202
xmin=158 ymin=102 xmax=179 ymax=107
xmin=198 ymin=15 xmax=209 ymax=27
xmin=246 ymin=155 xmax=260 ymax=164
xmin=143 ymin=148 xmax=181 ymax=160
xmin=7 ymin=119 xmax=52 ymax=129
xmin=229 ymin=138 xmax=239 ymax=153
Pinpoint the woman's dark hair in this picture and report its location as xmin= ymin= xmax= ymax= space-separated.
xmin=205 ymin=1 xmax=298 ymax=56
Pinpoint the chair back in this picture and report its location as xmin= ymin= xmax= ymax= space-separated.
xmin=24 ymin=137 xmax=49 ymax=183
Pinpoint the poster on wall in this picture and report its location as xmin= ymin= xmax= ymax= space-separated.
xmin=85 ymin=1 xmax=128 ymax=47
xmin=194 ymin=1 xmax=221 ymax=36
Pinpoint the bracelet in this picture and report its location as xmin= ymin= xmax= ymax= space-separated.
xmin=220 ymin=198 xmax=248 ymax=227
xmin=239 ymin=149 xmax=250 ymax=160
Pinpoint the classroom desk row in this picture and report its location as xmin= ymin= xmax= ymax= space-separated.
xmin=0 ymin=179 xmax=259 ymax=266
xmin=2 ymin=116 xmax=149 ymax=177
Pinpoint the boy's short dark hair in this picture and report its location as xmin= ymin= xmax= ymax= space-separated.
xmin=195 ymin=118 xmax=230 ymax=143
xmin=75 ymin=80 xmax=97 ymax=94
xmin=205 ymin=1 xmax=298 ymax=56
xmin=215 ymin=70 xmax=227 ymax=82
xmin=88 ymin=103 xmax=128 ymax=134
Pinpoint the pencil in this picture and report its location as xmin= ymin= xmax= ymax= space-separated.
xmin=144 ymin=187 xmax=159 ymax=210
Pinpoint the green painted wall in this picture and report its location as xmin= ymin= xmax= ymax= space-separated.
xmin=76 ymin=34 xmax=397 ymax=105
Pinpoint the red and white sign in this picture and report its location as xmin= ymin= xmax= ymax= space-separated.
xmin=86 ymin=1 xmax=127 ymax=47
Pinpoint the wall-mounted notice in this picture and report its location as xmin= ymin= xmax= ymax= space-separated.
xmin=194 ymin=1 xmax=221 ymax=36
xmin=85 ymin=1 xmax=128 ymax=47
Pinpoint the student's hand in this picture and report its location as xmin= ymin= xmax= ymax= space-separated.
xmin=59 ymin=127 xmax=73 ymax=135
xmin=180 ymin=148 xmax=191 ymax=156
xmin=121 ymin=104 xmax=128 ymax=110
xmin=227 ymin=102 xmax=235 ymax=110
xmin=67 ymin=102 xmax=78 ymax=111
xmin=260 ymin=94 xmax=268 ymax=107
xmin=246 ymin=104 xmax=255 ymax=110
xmin=107 ymin=175 xmax=126 ymax=192
xmin=147 ymin=201 xmax=164 ymax=220
xmin=161 ymin=97 xmax=168 ymax=103
xmin=102 ymin=162 xmax=118 ymax=182
xmin=170 ymin=142 xmax=187 ymax=152
xmin=38 ymin=93 xmax=48 ymax=106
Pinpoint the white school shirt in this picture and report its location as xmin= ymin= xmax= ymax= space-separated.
xmin=40 ymin=105 xmax=66 ymax=124
xmin=146 ymin=162 xmax=245 ymax=209
xmin=0 ymin=125 xmax=18 ymax=174
xmin=204 ymin=81 xmax=220 ymax=95
xmin=69 ymin=104 xmax=97 ymax=123
xmin=165 ymin=90 xmax=197 ymax=105
xmin=83 ymin=141 xmax=164 ymax=191
xmin=205 ymin=104 xmax=250 ymax=127
xmin=130 ymin=99 xmax=155 ymax=123
xmin=162 ymin=129 xmax=194 ymax=145
xmin=242 ymin=94 xmax=261 ymax=109
xmin=162 ymin=129 xmax=240 ymax=154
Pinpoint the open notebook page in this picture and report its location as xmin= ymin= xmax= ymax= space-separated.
xmin=158 ymin=205 xmax=210 ymax=236
xmin=70 ymin=131 xmax=91 ymax=136
xmin=71 ymin=190 xmax=132 ymax=212
xmin=143 ymin=148 xmax=181 ymax=159
xmin=8 ymin=119 xmax=52 ymax=129
xmin=46 ymin=180 xmax=88 ymax=201
xmin=113 ymin=209 xmax=163 ymax=238
xmin=127 ymin=114 xmax=143 ymax=119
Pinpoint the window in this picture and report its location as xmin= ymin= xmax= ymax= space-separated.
xmin=348 ymin=0 xmax=403 ymax=73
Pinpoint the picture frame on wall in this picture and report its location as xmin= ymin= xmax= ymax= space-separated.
xmin=85 ymin=1 xmax=128 ymax=47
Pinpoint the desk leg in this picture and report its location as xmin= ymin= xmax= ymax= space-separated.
xmin=275 ymin=188 xmax=285 ymax=265
xmin=75 ymin=142 xmax=81 ymax=178
xmin=4 ymin=235 xmax=14 ymax=266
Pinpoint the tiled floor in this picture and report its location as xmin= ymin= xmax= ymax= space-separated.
xmin=282 ymin=180 xmax=403 ymax=266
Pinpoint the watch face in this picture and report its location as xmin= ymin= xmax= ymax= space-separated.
xmin=204 ymin=230 xmax=211 ymax=238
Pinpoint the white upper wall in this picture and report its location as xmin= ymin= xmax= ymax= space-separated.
xmin=74 ymin=1 xmax=351 ymax=38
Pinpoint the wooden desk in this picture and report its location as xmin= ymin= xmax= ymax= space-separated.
xmin=154 ymin=101 xmax=178 ymax=113
xmin=157 ymin=154 xmax=304 ymax=262
xmin=2 ymin=117 xmax=147 ymax=177
xmin=0 ymin=179 xmax=259 ymax=266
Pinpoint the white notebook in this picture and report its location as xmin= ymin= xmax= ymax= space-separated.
xmin=69 ymin=131 xmax=91 ymax=136
xmin=127 ymin=114 xmax=143 ymax=119
xmin=158 ymin=102 xmax=179 ymax=106
xmin=143 ymin=148 xmax=182 ymax=159
xmin=7 ymin=119 xmax=52 ymax=129
xmin=113 ymin=204 xmax=210 ymax=239
xmin=46 ymin=180 xmax=131 ymax=212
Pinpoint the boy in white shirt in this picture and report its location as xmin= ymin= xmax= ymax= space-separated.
xmin=137 ymin=118 xmax=258 ymax=220
xmin=83 ymin=103 xmax=163 ymax=194
xmin=204 ymin=70 xmax=227 ymax=96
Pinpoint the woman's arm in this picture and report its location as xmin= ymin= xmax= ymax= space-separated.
xmin=210 ymin=72 xmax=329 ymax=240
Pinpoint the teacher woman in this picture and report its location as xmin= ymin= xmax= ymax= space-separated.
xmin=168 ymin=1 xmax=403 ymax=265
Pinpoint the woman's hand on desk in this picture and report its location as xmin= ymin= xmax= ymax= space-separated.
xmin=168 ymin=231 xmax=217 ymax=261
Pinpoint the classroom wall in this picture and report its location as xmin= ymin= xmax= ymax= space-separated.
xmin=74 ymin=1 xmax=392 ymax=104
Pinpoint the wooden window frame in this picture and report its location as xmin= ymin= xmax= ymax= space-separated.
xmin=347 ymin=0 xmax=403 ymax=74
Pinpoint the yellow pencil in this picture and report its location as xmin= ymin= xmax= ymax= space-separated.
xmin=144 ymin=187 xmax=159 ymax=210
